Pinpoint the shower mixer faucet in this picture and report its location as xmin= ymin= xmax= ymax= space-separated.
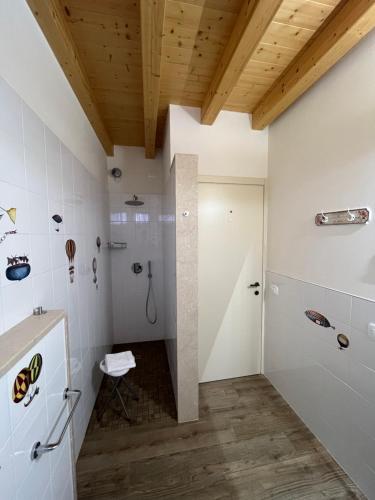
xmin=132 ymin=262 xmax=143 ymax=274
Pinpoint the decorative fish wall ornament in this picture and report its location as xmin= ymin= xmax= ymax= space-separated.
xmin=65 ymin=239 xmax=76 ymax=283
xmin=6 ymin=255 xmax=31 ymax=281
xmin=305 ymin=310 xmax=335 ymax=329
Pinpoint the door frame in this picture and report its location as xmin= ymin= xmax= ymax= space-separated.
xmin=197 ymin=175 xmax=267 ymax=374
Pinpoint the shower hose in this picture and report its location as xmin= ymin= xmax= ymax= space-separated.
xmin=146 ymin=260 xmax=157 ymax=325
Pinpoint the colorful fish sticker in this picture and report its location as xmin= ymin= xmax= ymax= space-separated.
xmin=65 ymin=239 xmax=76 ymax=283
xmin=305 ymin=310 xmax=335 ymax=329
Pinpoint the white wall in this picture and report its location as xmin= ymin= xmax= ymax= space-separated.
xmin=0 ymin=0 xmax=107 ymax=181
xmin=108 ymin=147 xmax=164 ymax=344
xmin=266 ymin=30 xmax=375 ymax=498
xmin=267 ymin=30 xmax=375 ymax=300
xmin=168 ymin=105 xmax=268 ymax=178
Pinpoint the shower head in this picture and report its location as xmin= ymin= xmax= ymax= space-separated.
xmin=125 ymin=195 xmax=144 ymax=206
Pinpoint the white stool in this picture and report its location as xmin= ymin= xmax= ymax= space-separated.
xmin=99 ymin=356 xmax=138 ymax=422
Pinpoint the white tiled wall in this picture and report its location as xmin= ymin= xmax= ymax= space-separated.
xmin=0 ymin=76 xmax=113 ymax=459
xmin=0 ymin=320 xmax=74 ymax=500
xmin=265 ymin=271 xmax=375 ymax=499
xmin=110 ymin=192 xmax=164 ymax=343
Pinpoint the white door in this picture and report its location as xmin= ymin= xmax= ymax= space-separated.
xmin=198 ymin=182 xmax=263 ymax=382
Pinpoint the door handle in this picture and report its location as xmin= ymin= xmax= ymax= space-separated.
xmin=248 ymin=282 xmax=260 ymax=288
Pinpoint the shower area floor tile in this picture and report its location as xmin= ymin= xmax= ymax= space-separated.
xmin=86 ymin=340 xmax=177 ymax=432
xmin=77 ymin=364 xmax=365 ymax=499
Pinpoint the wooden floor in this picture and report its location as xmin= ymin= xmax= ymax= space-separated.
xmin=77 ymin=353 xmax=365 ymax=499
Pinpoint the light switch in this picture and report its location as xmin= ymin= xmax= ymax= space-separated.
xmin=270 ymin=284 xmax=279 ymax=296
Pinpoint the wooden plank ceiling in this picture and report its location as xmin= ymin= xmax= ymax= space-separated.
xmin=27 ymin=0 xmax=375 ymax=157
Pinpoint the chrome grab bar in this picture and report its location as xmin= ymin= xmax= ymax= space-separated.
xmin=31 ymin=388 xmax=81 ymax=461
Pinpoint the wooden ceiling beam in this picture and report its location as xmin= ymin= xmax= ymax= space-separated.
xmin=200 ymin=0 xmax=283 ymax=125
xmin=140 ymin=0 xmax=167 ymax=159
xmin=26 ymin=0 xmax=113 ymax=156
xmin=252 ymin=0 xmax=375 ymax=130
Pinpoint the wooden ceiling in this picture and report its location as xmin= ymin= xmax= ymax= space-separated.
xmin=27 ymin=0 xmax=375 ymax=157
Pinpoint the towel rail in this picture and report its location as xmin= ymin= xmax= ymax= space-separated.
xmin=31 ymin=388 xmax=81 ymax=460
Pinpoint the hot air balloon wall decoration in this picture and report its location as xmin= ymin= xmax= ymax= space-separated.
xmin=52 ymin=214 xmax=63 ymax=232
xmin=12 ymin=353 xmax=43 ymax=407
xmin=0 ymin=205 xmax=17 ymax=244
xmin=92 ymin=257 xmax=98 ymax=289
xmin=65 ymin=239 xmax=76 ymax=283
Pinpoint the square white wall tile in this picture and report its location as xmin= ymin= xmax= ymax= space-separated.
xmin=30 ymin=234 xmax=51 ymax=276
xmin=46 ymin=134 xmax=63 ymax=204
xmin=0 ymin=130 xmax=26 ymax=188
xmin=22 ymin=103 xmax=44 ymax=156
xmin=351 ymin=296 xmax=375 ymax=333
xmin=25 ymin=145 xmax=47 ymax=197
xmin=0 ymin=77 xmax=23 ymax=141
xmin=0 ymin=437 xmax=15 ymax=500
xmin=31 ymin=271 xmax=54 ymax=310
xmin=2 ymin=279 xmax=33 ymax=331
xmin=29 ymin=191 xmax=49 ymax=234
xmin=0 ymin=375 xmax=11 ymax=450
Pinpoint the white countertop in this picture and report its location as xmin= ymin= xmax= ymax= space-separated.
xmin=0 ymin=310 xmax=65 ymax=377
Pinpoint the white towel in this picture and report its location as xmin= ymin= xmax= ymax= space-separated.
xmin=105 ymin=351 xmax=136 ymax=373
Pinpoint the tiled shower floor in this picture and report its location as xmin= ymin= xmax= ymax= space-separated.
xmin=85 ymin=340 xmax=177 ymax=432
